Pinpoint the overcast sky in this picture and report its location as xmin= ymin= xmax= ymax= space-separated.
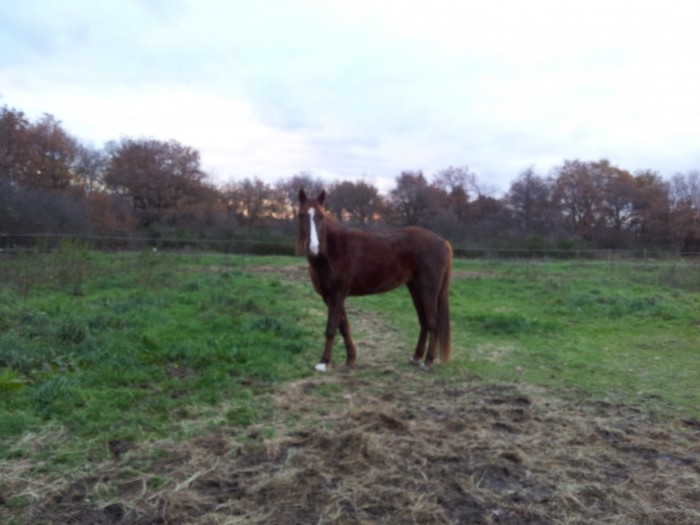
xmin=2 ymin=0 xmax=699 ymax=193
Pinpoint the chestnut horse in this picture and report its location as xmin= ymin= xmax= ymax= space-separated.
xmin=296 ymin=189 xmax=452 ymax=371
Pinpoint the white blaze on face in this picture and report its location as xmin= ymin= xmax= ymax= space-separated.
xmin=308 ymin=207 xmax=320 ymax=255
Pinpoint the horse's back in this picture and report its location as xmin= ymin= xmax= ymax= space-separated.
xmin=376 ymin=226 xmax=450 ymax=266
xmin=344 ymin=226 xmax=450 ymax=295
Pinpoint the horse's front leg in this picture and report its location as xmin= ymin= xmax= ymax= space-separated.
xmin=315 ymin=295 xmax=346 ymax=372
xmin=338 ymin=306 xmax=357 ymax=368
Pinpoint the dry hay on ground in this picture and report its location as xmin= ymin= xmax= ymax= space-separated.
xmin=16 ymin=374 xmax=700 ymax=525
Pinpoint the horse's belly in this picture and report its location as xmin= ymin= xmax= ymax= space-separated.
xmin=348 ymin=267 xmax=410 ymax=296
xmin=349 ymin=282 xmax=400 ymax=296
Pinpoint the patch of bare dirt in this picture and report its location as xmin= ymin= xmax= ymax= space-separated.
xmin=6 ymin=264 xmax=700 ymax=524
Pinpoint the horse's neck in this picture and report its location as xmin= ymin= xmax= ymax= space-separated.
xmin=324 ymin=215 xmax=343 ymax=237
xmin=324 ymin=217 xmax=349 ymax=250
xmin=311 ymin=216 xmax=346 ymax=268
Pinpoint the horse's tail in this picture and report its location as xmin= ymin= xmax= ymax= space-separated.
xmin=438 ymin=241 xmax=452 ymax=363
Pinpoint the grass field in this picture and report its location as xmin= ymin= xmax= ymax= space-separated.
xmin=362 ymin=257 xmax=700 ymax=417
xmin=1 ymin=247 xmax=699 ymax=523
xmin=0 ymin=249 xmax=318 ymax=449
xmin=438 ymin=262 xmax=700 ymax=417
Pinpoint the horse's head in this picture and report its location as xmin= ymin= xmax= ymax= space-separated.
xmin=296 ymin=188 xmax=327 ymax=257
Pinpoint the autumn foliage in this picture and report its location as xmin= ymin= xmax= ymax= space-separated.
xmin=2 ymin=104 xmax=699 ymax=252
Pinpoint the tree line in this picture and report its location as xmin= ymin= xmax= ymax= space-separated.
xmin=2 ymin=104 xmax=700 ymax=252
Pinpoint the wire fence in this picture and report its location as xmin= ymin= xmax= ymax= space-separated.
xmin=0 ymin=233 xmax=296 ymax=256
xmin=451 ymin=247 xmax=700 ymax=261
xmin=2 ymin=233 xmax=700 ymax=261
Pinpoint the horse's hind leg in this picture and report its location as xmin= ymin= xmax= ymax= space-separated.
xmin=408 ymin=281 xmax=440 ymax=369
xmin=410 ymin=325 xmax=429 ymax=365
xmin=407 ymin=284 xmax=429 ymax=364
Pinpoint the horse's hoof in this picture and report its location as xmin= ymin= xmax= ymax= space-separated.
xmin=314 ymin=362 xmax=328 ymax=372
xmin=421 ymin=364 xmax=432 ymax=372
xmin=409 ymin=358 xmax=421 ymax=366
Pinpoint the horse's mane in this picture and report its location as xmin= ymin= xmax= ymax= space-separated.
xmin=318 ymin=208 xmax=343 ymax=257
xmin=295 ymin=228 xmax=307 ymax=257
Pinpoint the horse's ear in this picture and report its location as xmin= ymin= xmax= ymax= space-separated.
xmin=317 ymin=190 xmax=326 ymax=206
xmin=299 ymin=188 xmax=307 ymax=203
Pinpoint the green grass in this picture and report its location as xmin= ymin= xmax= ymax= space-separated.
xmin=0 ymin=249 xmax=318 ymax=467
xmin=356 ymin=259 xmax=700 ymax=418
xmin=1 ymin=250 xmax=699 ymax=475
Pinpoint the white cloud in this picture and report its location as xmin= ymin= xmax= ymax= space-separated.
xmin=2 ymin=0 xmax=700 ymax=193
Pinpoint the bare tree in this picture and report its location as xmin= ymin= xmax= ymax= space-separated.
xmin=389 ymin=171 xmax=439 ymax=226
xmin=597 ymin=162 xmax=636 ymax=233
xmin=631 ymin=170 xmax=669 ymax=247
xmin=27 ymin=114 xmax=79 ymax=191
xmin=0 ymin=105 xmax=32 ymax=185
xmin=552 ymin=159 xmax=608 ymax=239
xmin=0 ymin=109 xmax=79 ymax=191
xmin=223 ymin=177 xmax=273 ymax=229
xmin=431 ymin=166 xmax=475 ymax=221
xmin=668 ymin=171 xmax=700 ymax=251
xmin=73 ymin=144 xmax=107 ymax=194
xmin=274 ymin=172 xmax=326 ymax=220
xmin=327 ymin=180 xmax=383 ymax=225
xmin=465 ymin=194 xmax=510 ymax=246
xmin=507 ymin=167 xmax=555 ymax=238
xmin=104 ymin=138 xmax=212 ymax=227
